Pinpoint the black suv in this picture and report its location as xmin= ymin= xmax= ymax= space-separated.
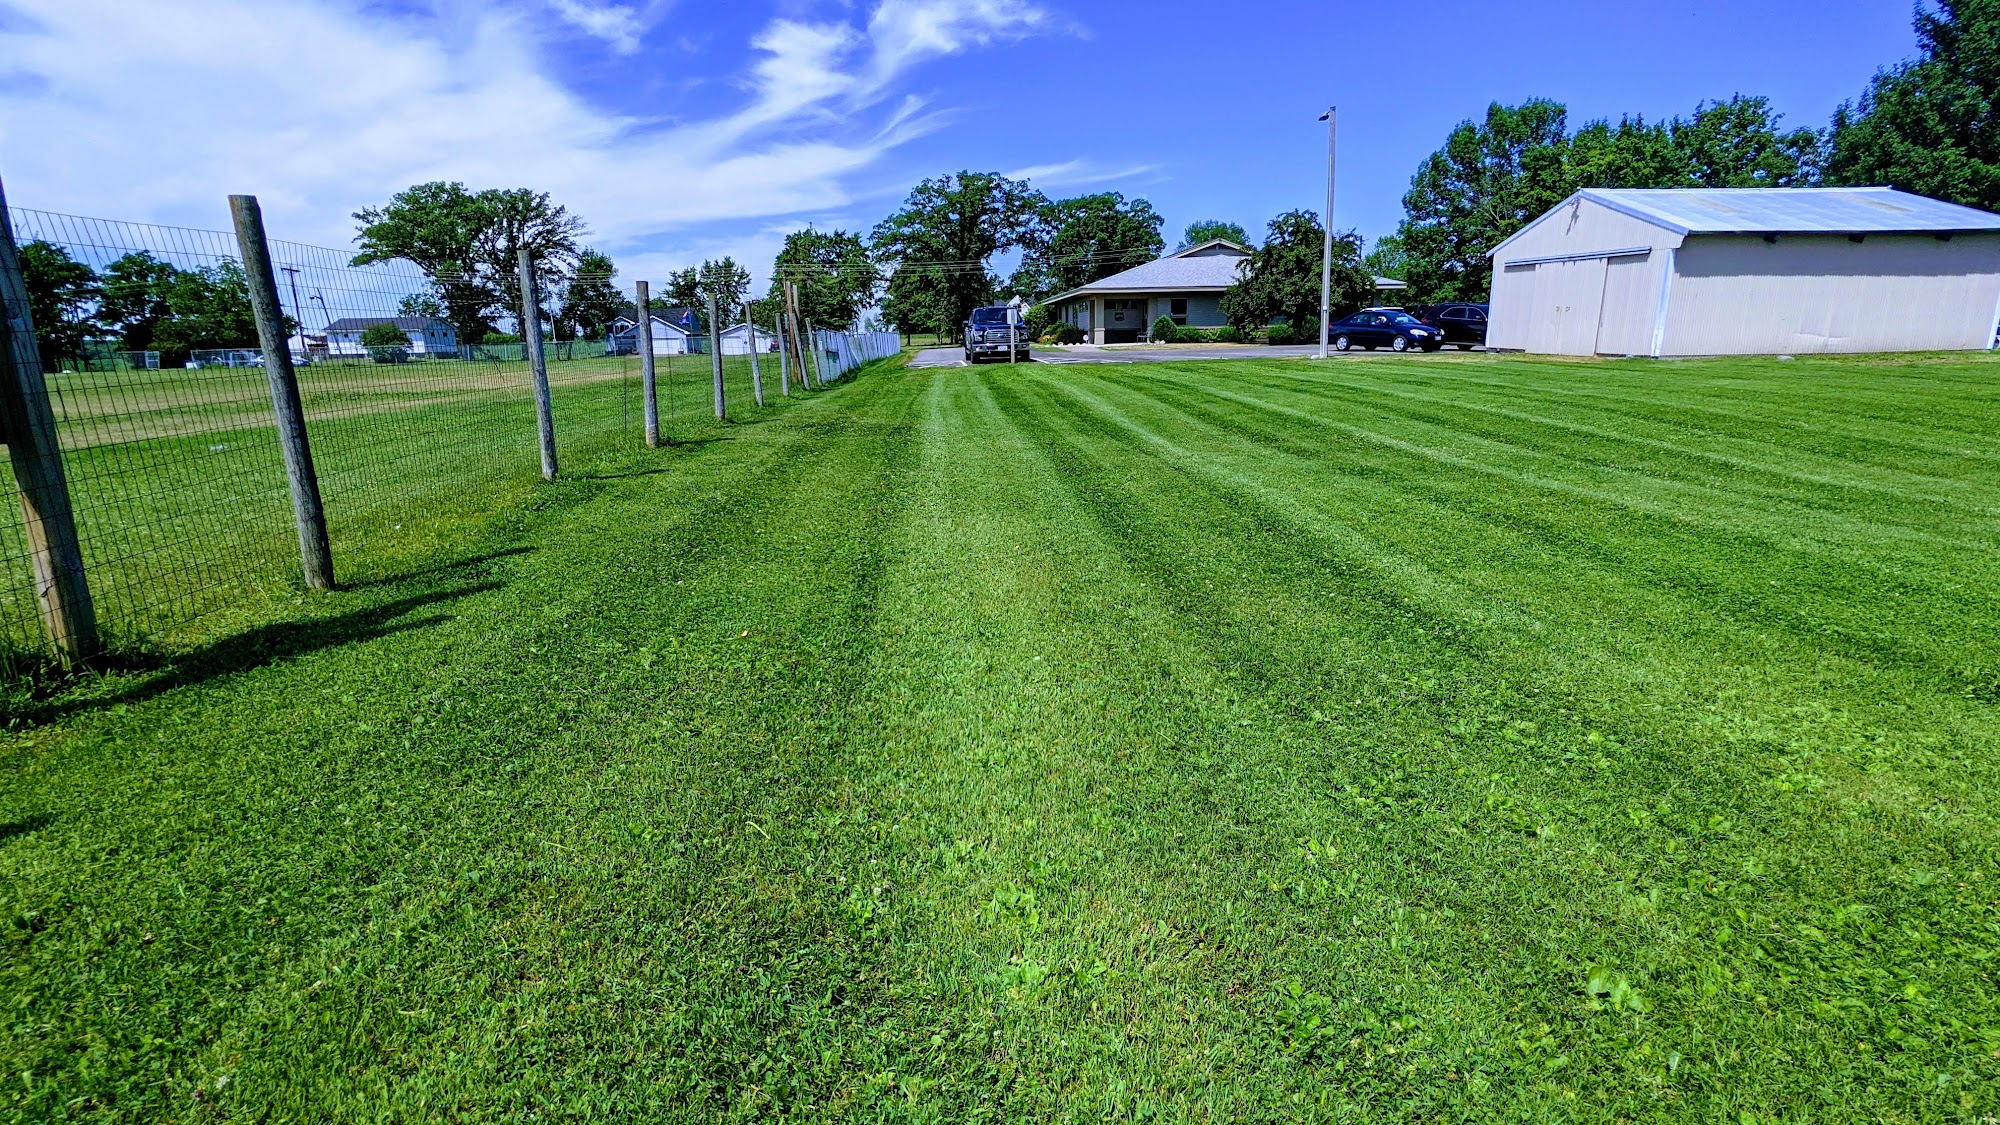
xmin=963 ymin=306 xmax=1030 ymax=363
xmin=1410 ymin=303 xmax=1489 ymax=349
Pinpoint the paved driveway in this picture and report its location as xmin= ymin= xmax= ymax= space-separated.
xmin=906 ymin=344 xmax=1469 ymax=368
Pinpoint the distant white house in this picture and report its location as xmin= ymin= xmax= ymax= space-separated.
xmin=1045 ymin=239 xmax=1406 ymax=343
xmin=607 ymin=314 xmax=691 ymax=356
xmin=717 ymin=323 xmax=778 ymax=355
xmin=323 ymin=316 xmax=457 ymax=357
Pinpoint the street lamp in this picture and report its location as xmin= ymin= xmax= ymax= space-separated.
xmin=279 ymin=266 xmax=307 ymax=364
xmin=1317 ymin=105 xmax=1336 ymax=360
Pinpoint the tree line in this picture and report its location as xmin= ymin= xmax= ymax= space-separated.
xmin=1383 ymin=0 xmax=2000 ymax=302
xmin=18 ymin=1 xmax=1996 ymax=362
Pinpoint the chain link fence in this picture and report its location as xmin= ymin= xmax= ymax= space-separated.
xmin=1 ymin=201 xmax=886 ymax=672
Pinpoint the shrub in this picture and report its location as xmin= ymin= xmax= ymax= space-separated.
xmin=1266 ymin=323 xmax=1294 ymax=345
xmin=1299 ymin=316 xmax=1320 ymax=344
xmin=1150 ymin=316 xmax=1178 ymax=343
xmin=1052 ymin=323 xmax=1084 ymax=344
xmin=482 ymin=332 xmax=522 ymax=345
xmin=1215 ymin=325 xmax=1244 ymax=344
xmin=1177 ymin=327 xmax=1212 ymax=344
xmin=359 ymin=322 xmax=409 ymax=348
xmin=368 ymin=345 xmax=410 ymax=365
xmin=1025 ymin=303 xmax=1051 ymax=337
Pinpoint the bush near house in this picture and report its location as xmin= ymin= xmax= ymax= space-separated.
xmin=1150 ymin=316 xmax=1178 ymax=343
xmin=1041 ymin=323 xmax=1084 ymax=345
xmin=1266 ymin=323 xmax=1295 ymax=345
xmin=1215 ymin=325 xmax=1244 ymax=343
xmin=359 ymin=323 xmax=408 ymax=349
xmin=1177 ymin=328 xmax=1214 ymax=344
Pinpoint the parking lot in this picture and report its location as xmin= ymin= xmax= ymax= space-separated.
xmin=909 ymin=343 xmax=1370 ymax=367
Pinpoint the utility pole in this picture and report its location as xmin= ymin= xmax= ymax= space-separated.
xmin=1318 ymin=105 xmax=1337 ymax=360
xmin=279 ymin=266 xmax=308 ymax=364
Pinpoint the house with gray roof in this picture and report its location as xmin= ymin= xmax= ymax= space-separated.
xmin=1045 ymin=239 xmax=1407 ymax=343
xmin=323 ymin=316 xmax=457 ymax=358
xmin=1487 ymin=186 xmax=2000 ymax=355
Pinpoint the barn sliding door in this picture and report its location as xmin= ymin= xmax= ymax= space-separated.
xmin=1525 ymin=257 xmax=1610 ymax=356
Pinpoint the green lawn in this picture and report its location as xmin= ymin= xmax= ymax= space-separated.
xmin=2 ymin=351 xmax=1997 ymax=1121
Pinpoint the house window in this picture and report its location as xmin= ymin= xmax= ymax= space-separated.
xmin=1169 ymin=298 xmax=1188 ymax=326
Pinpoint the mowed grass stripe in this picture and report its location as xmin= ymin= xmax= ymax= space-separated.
xmin=0 ymin=354 xmax=1996 ymax=1121
xmin=991 ymin=363 xmax=1995 ymax=1117
xmin=1089 ymin=361 xmax=2000 ymax=692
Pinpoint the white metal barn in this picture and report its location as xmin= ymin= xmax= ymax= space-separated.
xmin=717 ymin=323 xmax=776 ymax=355
xmin=1486 ymin=187 xmax=2000 ymax=356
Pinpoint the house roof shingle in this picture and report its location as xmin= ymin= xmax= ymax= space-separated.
xmin=323 ymin=316 xmax=451 ymax=333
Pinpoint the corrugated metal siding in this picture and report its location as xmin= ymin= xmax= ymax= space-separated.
xmin=1595 ymin=254 xmax=1662 ymax=355
xmin=1662 ymin=233 xmax=2000 ymax=354
xmin=1488 ymin=198 xmax=1680 ymax=351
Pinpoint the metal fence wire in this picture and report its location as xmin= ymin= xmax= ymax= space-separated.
xmin=1 ymin=203 xmax=885 ymax=669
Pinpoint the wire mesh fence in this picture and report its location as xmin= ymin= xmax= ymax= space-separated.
xmin=812 ymin=330 xmax=901 ymax=382
xmin=1 ymin=202 xmax=890 ymax=671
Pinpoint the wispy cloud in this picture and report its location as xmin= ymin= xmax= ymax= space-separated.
xmin=0 ymin=0 xmax=1054 ymax=272
xmin=1006 ymin=160 xmax=1163 ymax=190
xmin=544 ymin=0 xmax=650 ymax=54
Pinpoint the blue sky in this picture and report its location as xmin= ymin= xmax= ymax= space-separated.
xmin=0 ymin=0 xmax=1919 ymax=289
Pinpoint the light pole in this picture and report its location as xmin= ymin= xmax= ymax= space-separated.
xmin=279 ymin=266 xmax=307 ymax=364
xmin=1317 ymin=105 xmax=1336 ymax=360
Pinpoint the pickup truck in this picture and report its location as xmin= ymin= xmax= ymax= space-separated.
xmin=962 ymin=306 xmax=1030 ymax=363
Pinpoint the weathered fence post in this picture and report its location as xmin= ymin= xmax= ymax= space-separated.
xmin=518 ymin=250 xmax=557 ymax=480
xmin=636 ymin=280 xmax=659 ymax=448
xmin=776 ymin=307 xmax=790 ymax=397
xmin=743 ymin=303 xmax=765 ymax=408
xmin=707 ymin=293 xmax=725 ymax=421
xmin=0 ymin=177 xmax=98 ymax=663
xmin=805 ymin=319 xmax=824 ymax=388
xmin=230 ymin=195 xmax=334 ymax=591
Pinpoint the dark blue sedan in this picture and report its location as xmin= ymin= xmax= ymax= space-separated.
xmin=1329 ymin=309 xmax=1445 ymax=353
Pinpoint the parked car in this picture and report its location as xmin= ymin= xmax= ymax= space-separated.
xmin=962 ymin=306 xmax=1030 ymax=363
xmin=1328 ymin=309 xmax=1445 ymax=353
xmin=1410 ymin=303 xmax=1490 ymax=349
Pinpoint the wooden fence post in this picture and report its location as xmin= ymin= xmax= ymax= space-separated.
xmin=0 ymin=177 xmax=98 ymax=664
xmin=518 ymin=250 xmax=557 ymax=480
xmin=805 ymin=319 xmax=824 ymax=388
xmin=636 ymin=280 xmax=659 ymax=448
xmin=776 ymin=306 xmax=790 ymax=397
xmin=230 ymin=195 xmax=334 ymax=592
xmin=707 ymin=293 xmax=725 ymax=421
xmin=743 ymin=303 xmax=764 ymax=407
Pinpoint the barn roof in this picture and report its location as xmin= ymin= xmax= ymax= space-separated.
xmin=1580 ymin=187 xmax=2000 ymax=236
xmin=323 ymin=316 xmax=451 ymax=332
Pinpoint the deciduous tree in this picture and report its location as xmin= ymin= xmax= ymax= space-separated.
xmin=1220 ymin=210 xmax=1373 ymax=330
xmin=1019 ymin=192 xmax=1163 ymax=298
xmin=769 ymin=229 xmax=877 ymax=329
xmin=18 ymin=240 xmax=97 ymax=369
xmin=1177 ymin=219 xmax=1250 ymax=250
xmin=1827 ymin=0 xmax=2000 ymax=207
xmin=871 ymin=172 xmax=1046 ymax=342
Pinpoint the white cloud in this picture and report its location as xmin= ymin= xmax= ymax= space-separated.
xmin=1005 ymin=160 xmax=1162 ymax=190
xmin=864 ymin=0 xmax=1047 ymax=93
xmin=544 ymin=0 xmax=648 ymax=53
xmin=0 ymin=0 xmax=1052 ymax=269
